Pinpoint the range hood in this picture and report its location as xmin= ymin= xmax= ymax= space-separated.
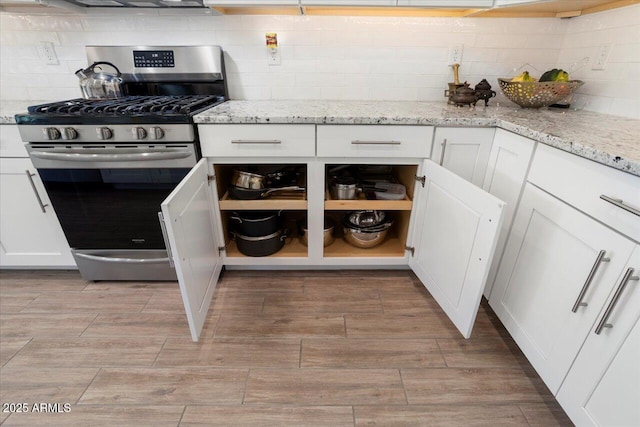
xmin=2 ymin=0 xmax=630 ymax=17
xmin=0 ymin=0 xmax=209 ymax=9
xmin=64 ymin=0 xmax=206 ymax=6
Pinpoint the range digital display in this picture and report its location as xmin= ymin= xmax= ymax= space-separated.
xmin=133 ymin=50 xmax=175 ymax=68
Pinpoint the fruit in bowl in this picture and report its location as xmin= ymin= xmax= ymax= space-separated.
xmin=539 ymin=68 xmax=569 ymax=82
xmin=498 ymin=69 xmax=583 ymax=108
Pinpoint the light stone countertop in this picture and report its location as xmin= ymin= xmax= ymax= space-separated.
xmin=195 ymin=100 xmax=640 ymax=177
xmin=0 ymin=100 xmax=51 ymax=124
xmin=3 ymin=99 xmax=639 ymax=176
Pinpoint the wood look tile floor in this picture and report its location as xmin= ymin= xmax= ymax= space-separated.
xmin=0 ymin=269 xmax=573 ymax=426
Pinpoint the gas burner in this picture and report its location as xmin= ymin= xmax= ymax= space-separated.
xmin=28 ymin=95 xmax=225 ymax=116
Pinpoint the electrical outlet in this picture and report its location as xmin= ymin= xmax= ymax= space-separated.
xmin=268 ymin=49 xmax=281 ymax=66
xmin=592 ymin=44 xmax=611 ymax=70
xmin=38 ymin=41 xmax=59 ymax=65
xmin=449 ymin=44 xmax=463 ymax=66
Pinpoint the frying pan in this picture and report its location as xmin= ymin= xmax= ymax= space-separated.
xmin=228 ymin=185 xmax=305 ymax=200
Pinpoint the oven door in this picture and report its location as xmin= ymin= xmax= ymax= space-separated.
xmin=27 ymin=143 xmax=198 ymax=280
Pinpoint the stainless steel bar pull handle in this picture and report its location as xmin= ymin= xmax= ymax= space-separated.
xmin=595 ymin=268 xmax=638 ymax=334
xmin=600 ymin=195 xmax=640 ymax=217
xmin=350 ymin=140 xmax=401 ymax=145
xmin=74 ymin=252 xmax=170 ymax=264
xmin=572 ymin=250 xmax=610 ymax=312
xmin=25 ymin=170 xmax=48 ymax=213
xmin=439 ymin=139 xmax=447 ymax=166
xmin=30 ymin=150 xmax=191 ymax=162
xmin=231 ymin=139 xmax=282 ymax=144
xmin=157 ymin=212 xmax=175 ymax=268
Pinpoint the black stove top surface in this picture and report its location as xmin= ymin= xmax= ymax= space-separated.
xmin=15 ymin=95 xmax=225 ymax=125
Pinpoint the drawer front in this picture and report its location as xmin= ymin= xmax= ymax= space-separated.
xmin=0 ymin=125 xmax=28 ymax=158
xmin=199 ymin=124 xmax=315 ymax=158
xmin=529 ymin=144 xmax=640 ymax=242
xmin=317 ymin=125 xmax=433 ymax=158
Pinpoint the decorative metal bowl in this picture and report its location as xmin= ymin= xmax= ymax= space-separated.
xmin=497 ymin=78 xmax=584 ymax=108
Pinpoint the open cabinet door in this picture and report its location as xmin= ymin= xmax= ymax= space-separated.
xmin=410 ymin=160 xmax=504 ymax=338
xmin=160 ymin=159 xmax=222 ymax=342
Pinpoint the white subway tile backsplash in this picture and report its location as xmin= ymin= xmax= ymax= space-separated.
xmin=320 ymin=86 xmax=370 ymax=100
xmin=0 ymin=30 xmax=60 ymax=46
xmin=608 ymin=43 xmax=640 ymax=63
xmin=271 ymin=86 xmax=321 ymax=100
xmin=368 ymin=86 xmax=417 ymax=101
xmin=80 ymin=16 xmax=137 ymax=32
xmin=188 ymin=15 xmax=243 ymax=30
xmin=228 ymin=85 xmax=271 ymax=100
xmin=607 ymin=97 xmax=639 ymax=119
xmin=316 ymin=60 xmax=369 ymax=74
xmin=0 ymin=5 xmax=637 ymax=118
xmin=241 ymin=15 xmax=296 ymax=31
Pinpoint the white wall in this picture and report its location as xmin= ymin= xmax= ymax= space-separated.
xmin=0 ymin=4 xmax=638 ymax=118
xmin=558 ymin=5 xmax=640 ymax=119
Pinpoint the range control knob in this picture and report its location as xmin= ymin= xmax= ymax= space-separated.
xmin=132 ymin=127 xmax=147 ymax=140
xmin=96 ymin=127 xmax=113 ymax=140
xmin=149 ymin=127 xmax=165 ymax=140
xmin=60 ymin=127 xmax=79 ymax=140
xmin=42 ymin=127 xmax=61 ymax=140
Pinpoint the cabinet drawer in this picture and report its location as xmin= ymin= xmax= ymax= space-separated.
xmin=0 ymin=125 xmax=28 ymax=158
xmin=529 ymin=144 xmax=640 ymax=242
xmin=199 ymin=124 xmax=315 ymax=158
xmin=317 ymin=125 xmax=433 ymax=158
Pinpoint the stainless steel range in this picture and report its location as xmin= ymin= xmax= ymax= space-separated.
xmin=15 ymin=45 xmax=228 ymax=281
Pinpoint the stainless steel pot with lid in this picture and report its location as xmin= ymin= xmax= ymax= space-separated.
xmin=75 ymin=61 xmax=124 ymax=100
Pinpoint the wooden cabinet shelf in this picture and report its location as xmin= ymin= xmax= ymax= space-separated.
xmin=225 ymin=236 xmax=308 ymax=258
xmin=324 ymin=191 xmax=412 ymax=211
xmin=323 ymin=235 xmax=406 ymax=258
xmin=218 ymin=191 xmax=308 ymax=211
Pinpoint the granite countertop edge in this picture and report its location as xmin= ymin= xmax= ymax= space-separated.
xmin=2 ymin=99 xmax=638 ymax=177
xmin=193 ymin=101 xmax=639 ymax=177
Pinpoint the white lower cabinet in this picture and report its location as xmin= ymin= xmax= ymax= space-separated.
xmin=162 ymin=124 xmax=505 ymax=341
xmin=557 ymin=246 xmax=640 ymax=427
xmin=490 ymin=183 xmax=635 ymax=393
xmin=490 ymin=143 xmax=640 ymax=423
xmin=481 ymin=129 xmax=535 ymax=298
xmin=0 ymin=158 xmax=75 ymax=267
xmin=431 ymin=127 xmax=495 ymax=187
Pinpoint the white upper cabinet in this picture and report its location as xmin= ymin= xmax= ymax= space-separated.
xmin=494 ymin=0 xmax=549 ymax=7
xmin=303 ymin=0 xmax=396 ymax=5
xmin=398 ymin=0 xmax=494 ymax=7
xmin=205 ymin=0 xmax=509 ymax=8
xmin=203 ymin=0 xmax=298 ymax=6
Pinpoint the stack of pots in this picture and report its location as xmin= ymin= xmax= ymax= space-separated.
xmin=342 ymin=210 xmax=393 ymax=249
xmin=298 ymin=217 xmax=336 ymax=247
xmin=229 ymin=211 xmax=287 ymax=257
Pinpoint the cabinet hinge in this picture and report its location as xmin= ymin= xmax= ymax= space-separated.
xmin=405 ymin=246 xmax=415 ymax=257
xmin=207 ymin=175 xmax=215 ymax=185
xmin=218 ymin=246 xmax=226 ymax=255
xmin=414 ymin=175 xmax=426 ymax=187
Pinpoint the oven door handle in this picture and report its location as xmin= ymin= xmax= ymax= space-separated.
xmin=74 ymin=252 xmax=170 ymax=264
xmin=30 ymin=149 xmax=192 ymax=162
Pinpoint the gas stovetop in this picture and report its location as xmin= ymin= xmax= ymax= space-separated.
xmin=15 ymin=95 xmax=226 ymax=125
